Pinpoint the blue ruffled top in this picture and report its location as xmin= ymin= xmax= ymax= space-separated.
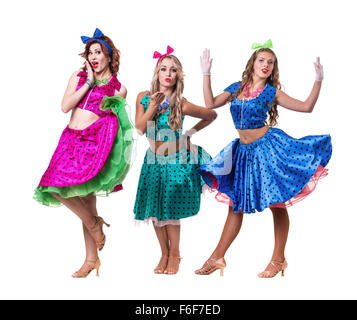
xmin=224 ymin=82 xmax=277 ymax=129
xmin=141 ymin=93 xmax=184 ymax=142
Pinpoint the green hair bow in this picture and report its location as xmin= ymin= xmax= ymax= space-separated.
xmin=251 ymin=39 xmax=273 ymax=51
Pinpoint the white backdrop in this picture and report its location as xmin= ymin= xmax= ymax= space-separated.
xmin=0 ymin=0 xmax=355 ymax=299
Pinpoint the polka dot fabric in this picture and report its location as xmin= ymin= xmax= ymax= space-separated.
xmin=224 ymin=82 xmax=276 ymax=129
xmin=34 ymin=77 xmax=134 ymax=206
xmin=141 ymin=93 xmax=183 ymax=142
xmin=76 ymin=72 xmax=121 ymax=118
xmin=197 ymin=128 xmax=332 ymax=214
xmin=38 ymin=115 xmax=118 ymax=187
xmin=134 ymin=146 xmax=212 ymax=222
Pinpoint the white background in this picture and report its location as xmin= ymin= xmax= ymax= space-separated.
xmin=0 ymin=0 xmax=355 ymax=300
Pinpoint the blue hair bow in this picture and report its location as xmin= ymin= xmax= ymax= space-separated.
xmin=81 ymin=28 xmax=113 ymax=56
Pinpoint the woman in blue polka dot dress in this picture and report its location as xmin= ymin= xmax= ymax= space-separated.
xmin=195 ymin=41 xmax=332 ymax=278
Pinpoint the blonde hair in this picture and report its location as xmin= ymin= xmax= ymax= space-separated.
xmin=231 ymin=48 xmax=281 ymax=127
xmin=150 ymin=55 xmax=184 ymax=131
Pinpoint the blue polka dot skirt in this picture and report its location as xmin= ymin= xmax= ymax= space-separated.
xmin=134 ymin=145 xmax=212 ymax=224
xmin=197 ymin=128 xmax=332 ymax=213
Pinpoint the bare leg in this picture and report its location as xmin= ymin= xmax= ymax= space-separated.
xmin=50 ymin=193 xmax=97 ymax=227
xmin=258 ymin=207 xmax=289 ymax=277
xmin=271 ymin=207 xmax=289 ymax=261
xmin=153 ymin=224 xmax=170 ymax=256
xmin=195 ymin=206 xmax=243 ymax=275
xmin=70 ymin=194 xmax=101 ymax=277
xmin=79 ymin=195 xmax=99 ymax=265
xmin=50 ymin=193 xmax=105 ymax=250
xmin=164 ymin=224 xmax=181 ymax=274
xmin=211 ymin=206 xmax=244 ymax=259
xmin=153 ymin=224 xmax=170 ymax=273
xmin=50 ymin=193 xmax=105 ymax=277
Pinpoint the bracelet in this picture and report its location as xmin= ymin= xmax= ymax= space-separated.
xmin=86 ymin=78 xmax=95 ymax=89
xmin=203 ymin=72 xmax=211 ymax=76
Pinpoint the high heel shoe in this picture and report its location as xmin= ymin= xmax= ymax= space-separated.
xmin=195 ymin=257 xmax=226 ymax=276
xmin=89 ymin=216 xmax=110 ymax=251
xmin=72 ymin=258 xmax=101 ymax=278
xmin=164 ymin=256 xmax=182 ymax=275
xmin=257 ymin=260 xmax=288 ymax=278
xmin=154 ymin=255 xmax=168 ymax=274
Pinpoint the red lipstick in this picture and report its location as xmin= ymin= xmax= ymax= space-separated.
xmin=262 ymin=68 xmax=268 ymax=74
xmin=165 ymin=78 xmax=171 ymax=82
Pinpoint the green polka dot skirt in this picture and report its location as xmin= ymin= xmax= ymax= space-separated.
xmin=134 ymin=145 xmax=212 ymax=223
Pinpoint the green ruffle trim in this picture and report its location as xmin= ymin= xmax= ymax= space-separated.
xmin=34 ymin=96 xmax=136 ymax=207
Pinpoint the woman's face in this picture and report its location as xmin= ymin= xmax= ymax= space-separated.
xmin=87 ymin=43 xmax=110 ymax=73
xmin=158 ymin=58 xmax=178 ymax=89
xmin=253 ymin=51 xmax=275 ymax=79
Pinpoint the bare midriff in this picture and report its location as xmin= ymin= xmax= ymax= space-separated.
xmin=237 ymin=125 xmax=269 ymax=145
xmin=148 ymin=139 xmax=184 ymax=156
xmin=68 ymin=108 xmax=100 ymax=130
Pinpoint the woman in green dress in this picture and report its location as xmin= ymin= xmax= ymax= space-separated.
xmin=134 ymin=46 xmax=217 ymax=274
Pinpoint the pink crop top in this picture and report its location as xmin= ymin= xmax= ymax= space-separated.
xmin=75 ymin=71 xmax=122 ymax=117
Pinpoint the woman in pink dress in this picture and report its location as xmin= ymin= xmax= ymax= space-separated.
xmin=34 ymin=28 xmax=134 ymax=277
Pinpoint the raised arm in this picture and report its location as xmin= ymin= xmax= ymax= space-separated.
xmin=135 ymin=91 xmax=165 ymax=135
xmin=276 ymin=57 xmax=324 ymax=113
xmin=181 ymin=99 xmax=217 ymax=137
xmin=201 ymin=49 xmax=231 ymax=109
xmin=61 ymin=61 xmax=94 ymax=113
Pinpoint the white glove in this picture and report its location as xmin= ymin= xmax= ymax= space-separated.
xmin=200 ymin=48 xmax=213 ymax=75
xmin=314 ymin=57 xmax=324 ymax=82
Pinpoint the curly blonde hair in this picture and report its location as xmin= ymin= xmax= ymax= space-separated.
xmin=150 ymin=55 xmax=184 ymax=131
xmin=231 ymin=48 xmax=281 ymax=127
xmin=80 ymin=35 xmax=120 ymax=75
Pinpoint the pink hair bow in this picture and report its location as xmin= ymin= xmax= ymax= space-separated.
xmin=153 ymin=45 xmax=174 ymax=64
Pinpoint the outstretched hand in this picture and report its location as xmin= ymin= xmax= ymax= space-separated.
xmin=150 ymin=92 xmax=166 ymax=108
xmin=314 ymin=57 xmax=324 ymax=82
xmin=200 ymin=48 xmax=213 ymax=75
